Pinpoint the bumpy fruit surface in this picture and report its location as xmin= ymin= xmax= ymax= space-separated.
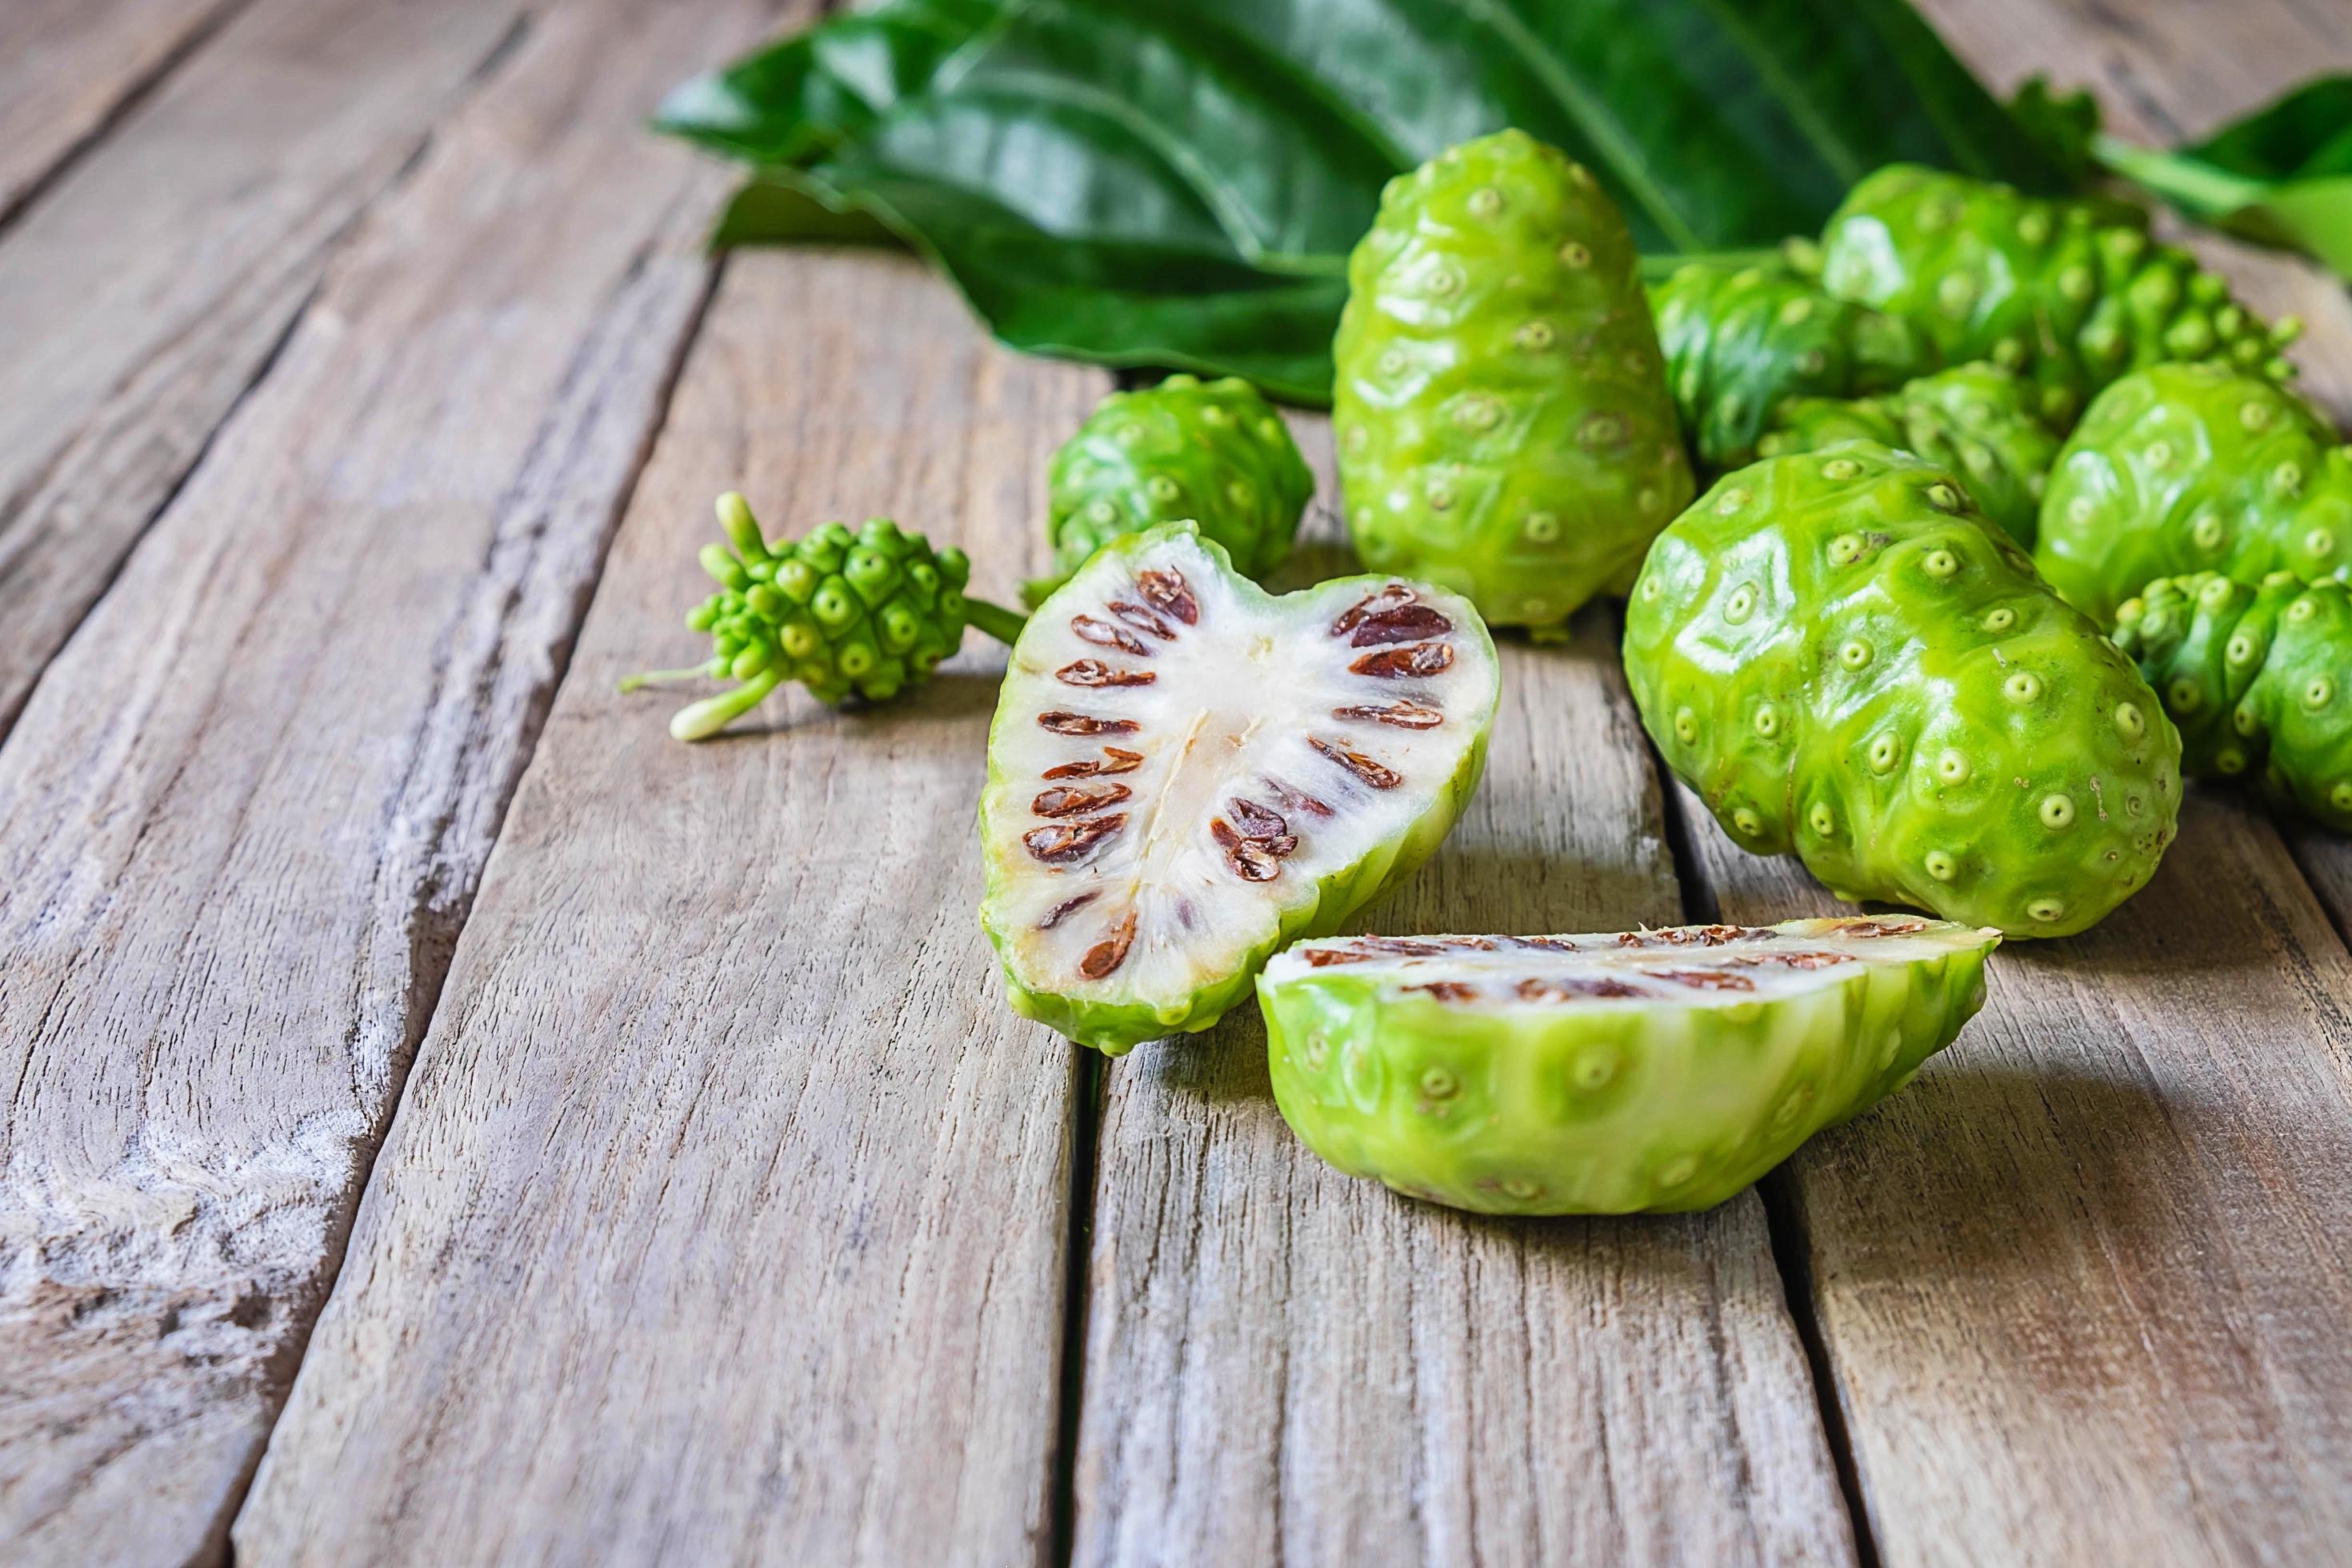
xmin=1650 ymin=258 xmax=1935 ymax=470
xmin=628 ymin=493 xmax=1026 ymax=741
xmin=2113 ymin=572 xmax=2352 ymax=831
xmin=1624 ymin=443 xmax=2182 ymax=937
xmin=2036 ymin=364 xmax=2352 ymax=625
xmin=1030 ymin=374 xmax=1313 ymax=604
xmin=1262 ymin=914 xmax=1997 ymax=1215
xmin=1758 ymin=363 xmax=2061 ymax=547
xmin=981 ymin=524 xmax=1499 ymax=1054
xmin=1818 ymin=164 xmax=2299 ymax=429
xmin=1334 ymin=130 xmax=1693 ymax=628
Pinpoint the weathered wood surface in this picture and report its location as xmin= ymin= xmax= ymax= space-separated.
xmin=0 ymin=0 xmax=771 ymax=1559
xmin=0 ymin=0 xmax=238 ymax=222
xmin=1069 ymin=435 xmax=1857 ymax=1566
xmin=237 ymin=253 xmax=1099 ymax=1565
xmin=0 ymin=0 xmax=528 ymax=738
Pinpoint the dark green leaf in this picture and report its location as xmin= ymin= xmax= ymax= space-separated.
xmin=659 ymin=0 xmax=2062 ymax=401
xmin=2009 ymin=74 xmax=2101 ymax=185
xmin=708 ymin=174 xmax=902 ymax=249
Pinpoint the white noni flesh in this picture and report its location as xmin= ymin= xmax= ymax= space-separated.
xmin=980 ymin=525 xmax=1500 ymax=1054
xmin=1260 ymin=914 xmax=1998 ymax=1214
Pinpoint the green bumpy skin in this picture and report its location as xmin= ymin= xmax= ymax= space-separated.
xmin=2113 ymin=573 xmax=2352 ymax=831
xmin=1650 ymin=258 xmax=1936 ymax=470
xmin=1818 ymin=164 xmax=2299 ymax=430
xmin=630 ymin=493 xmax=1025 ymax=741
xmin=1757 ymin=363 xmax=2061 ymax=547
xmin=1624 ymin=442 xmax=2182 ymax=937
xmin=1334 ymin=129 xmax=1694 ymax=628
xmin=1030 ymin=373 xmax=1313 ymax=605
xmin=1262 ymin=915 xmax=1997 ymax=1215
xmin=2035 ymin=364 xmax=2352 ymax=626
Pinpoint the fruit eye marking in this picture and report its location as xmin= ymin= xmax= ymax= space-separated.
xmin=1038 ymin=711 xmax=1140 ymax=735
xmin=1038 ymin=892 xmax=1100 ymax=930
xmin=1334 ymin=699 xmax=1444 ymax=730
xmin=1135 ymin=569 xmax=1198 ymax=623
xmin=1023 ymin=814 xmax=1127 ymax=864
xmin=1041 ymin=746 xmax=1144 ymax=780
xmin=1350 ymin=642 xmax=1455 ymax=679
xmin=1057 ymin=659 xmax=1154 ymax=687
xmin=1079 ymin=912 xmax=1138 ymax=979
xmin=1071 ymin=615 xmax=1150 ymax=656
xmin=1310 ymin=737 xmax=1403 ymax=790
xmin=1034 ymin=782 xmax=1132 ymax=817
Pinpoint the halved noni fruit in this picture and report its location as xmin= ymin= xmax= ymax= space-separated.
xmin=981 ymin=525 xmax=1500 ymax=1054
xmin=1260 ymin=914 xmax=1997 ymax=1214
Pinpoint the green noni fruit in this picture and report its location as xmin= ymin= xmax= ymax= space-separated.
xmin=1028 ymin=373 xmax=1313 ymax=606
xmin=1756 ymin=363 xmax=2061 ymax=547
xmin=981 ymin=524 xmax=1499 ymax=1054
xmin=2036 ymin=363 xmax=2352 ymax=625
xmin=1650 ymin=258 xmax=1936 ymax=470
xmin=2113 ymin=572 xmax=2352 ymax=831
xmin=1818 ymin=164 xmax=2300 ymax=430
xmin=1334 ymin=129 xmax=1693 ymax=630
xmin=1624 ymin=442 xmax=2182 ymax=938
xmin=624 ymin=493 xmax=1026 ymax=741
xmin=1262 ymin=914 xmax=1997 ymax=1215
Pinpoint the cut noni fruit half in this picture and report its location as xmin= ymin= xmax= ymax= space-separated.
xmin=981 ymin=524 xmax=1500 ymax=1054
xmin=1260 ymin=914 xmax=1997 ymax=1214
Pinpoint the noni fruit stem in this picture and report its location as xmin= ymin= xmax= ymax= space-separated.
xmin=1650 ymin=258 xmax=1937 ymax=470
xmin=1334 ymin=129 xmax=1693 ymax=630
xmin=1756 ymin=362 xmax=2062 ymax=547
xmin=1818 ymin=164 xmax=2301 ymax=430
xmin=1026 ymin=374 xmax=1312 ymax=607
xmin=1624 ymin=442 xmax=2182 ymax=937
xmin=2113 ymin=572 xmax=2352 ymax=831
xmin=2036 ymin=363 xmax=2352 ymax=625
xmin=623 ymin=492 xmax=1025 ymax=742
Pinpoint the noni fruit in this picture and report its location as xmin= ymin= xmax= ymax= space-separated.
xmin=980 ymin=524 xmax=1500 ymax=1054
xmin=1029 ymin=373 xmax=1313 ymax=606
xmin=1624 ymin=442 xmax=2182 ymax=937
xmin=625 ymin=493 xmax=1026 ymax=741
xmin=1334 ymin=129 xmax=1693 ymax=630
xmin=1818 ymin=164 xmax=2300 ymax=429
xmin=1650 ymin=258 xmax=1935 ymax=470
xmin=1757 ymin=362 xmax=2061 ymax=546
xmin=2035 ymin=363 xmax=2352 ymax=624
xmin=1262 ymin=914 xmax=1997 ymax=1215
xmin=2113 ymin=572 xmax=2352 ymax=831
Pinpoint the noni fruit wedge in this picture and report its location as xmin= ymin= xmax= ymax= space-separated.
xmin=1756 ymin=362 xmax=2060 ymax=547
xmin=1334 ymin=129 xmax=1692 ymax=630
xmin=2035 ymin=364 xmax=2352 ymax=625
xmin=1028 ymin=373 xmax=1313 ymax=606
xmin=1818 ymin=165 xmax=2299 ymax=428
xmin=1650 ymin=258 xmax=1935 ymax=470
xmin=626 ymin=493 xmax=1026 ymax=740
xmin=981 ymin=524 xmax=1500 ymax=1054
xmin=2113 ymin=572 xmax=2352 ymax=831
xmin=1624 ymin=443 xmax=2182 ymax=937
xmin=1262 ymin=914 xmax=1997 ymax=1215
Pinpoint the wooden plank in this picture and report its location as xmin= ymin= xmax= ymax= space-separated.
xmin=0 ymin=0 xmax=778 ymax=1559
xmin=236 ymin=253 xmax=1099 ymax=1563
xmin=0 ymin=0 xmax=240 ymax=222
xmin=0 ymin=0 xmax=530 ymax=738
xmin=1680 ymin=791 xmax=2352 ymax=1562
xmin=1070 ymin=426 xmax=1857 ymax=1566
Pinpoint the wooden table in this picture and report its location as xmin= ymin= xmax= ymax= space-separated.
xmin=3 ymin=1 xmax=2350 ymax=1562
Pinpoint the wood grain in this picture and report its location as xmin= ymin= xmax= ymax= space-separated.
xmin=0 ymin=0 xmax=529 ymax=738
xmin=1069 ymin=430 xmax=1857 ymax=1566
xmin=0 ymin=0 xmax=775 ymax=1559
xmin=236 ymin=252 xmax=1100 ymax=1564
xmin=0 ymin=0 xmax=241 ymax=222
xmin=1678 ymin=790 xmax=2352 ymax=1564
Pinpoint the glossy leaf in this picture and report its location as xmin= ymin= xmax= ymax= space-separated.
xmin=658 ymin=0 xmax=2063 ymax=402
